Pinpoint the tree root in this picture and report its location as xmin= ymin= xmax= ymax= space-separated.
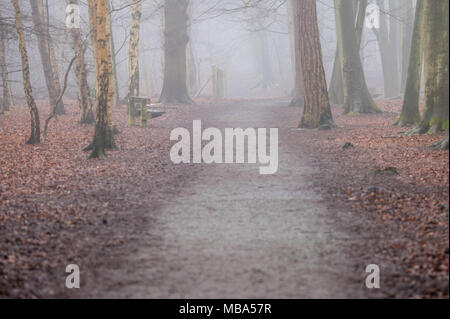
xmin=430 ymin=136 xmax=449 ymax=150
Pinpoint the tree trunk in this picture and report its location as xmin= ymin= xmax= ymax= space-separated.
xmin=329 ymin=0 xmax=366 ymax=106
xmin=187 ymin=42 xmax=198 ymax=96
xmin=413 ymin=0 xmax=449 ymax=134
xmin=289 ymin=0 xmax=305 ymax=107
xmin=298 ymin=0 xmax=334 ymax=129
xmin=29 ymin=0 xmax=65 ymax=115
xmin=0 ymin=17 xmax=14 ymax=114
xmin=87 ymin=0 xmax=117 ymax=158
xmin=107 ymin=0 xmax=120 ymax=107
xmin=396 ymin=0 xmax=424 ymax=126
xmin=70 ymin=0 xmax=94 ymax=124
xmin=159 ymin=0 xmax=193 ymax=104
xmin=335 ymin=0 xmax=380 ymax=114
xmin=329 ymin=45 xmax=344 ymax=105
xmin=128 ymin=1 xmax=142 ymax=98
xmin=399 ymin=0 xmax=414 ymax=92
xmin=11 ymin=0 xmax=40 ymax=144
xmin=373 ymin=0 xmax=400 ymax=98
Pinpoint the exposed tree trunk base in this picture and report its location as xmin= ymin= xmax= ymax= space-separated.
xmin=394 ymin=113 xmax=421 ymax=127
xmin=26 ymin=135 xmax=40 ymax=145
xmin=79 ymin=111 xmax=95 ymax=125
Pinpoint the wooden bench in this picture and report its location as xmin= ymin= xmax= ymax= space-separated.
xmin=128 ymin=96 xmax=165 ymax=127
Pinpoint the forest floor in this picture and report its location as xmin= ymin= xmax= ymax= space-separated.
xmin=0 ymin=97 xmax=448 ymax=299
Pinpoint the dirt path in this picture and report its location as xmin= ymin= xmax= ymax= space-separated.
xmin=80 ymin=99 xmax=375 ymax=299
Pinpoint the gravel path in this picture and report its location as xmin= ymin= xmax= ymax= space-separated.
xmin=82 ymin=99 xmax=373 ymax=299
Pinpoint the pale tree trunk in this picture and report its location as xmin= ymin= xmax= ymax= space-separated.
xmin=107 ymin=0 xmax=120 ymax=106
xmin=289 ymin=0 xmax=305 ymax=107
xmin=86 ymin=0 xmax=117 ymax=157
xmin=298 ymin=0 xmax=334 ymax=129
xmin=70 ymin=0 xmax=94 ymax=124
xmin=30 ymin=0 xmax=65 ymax=115
xmin=128 ymin=0 xmax=142 ymax=98
xmin=410 ymin=0 xmax=449 ymax=136
xmin=335 ymin=0 xmax=380 ymax=114
xmin=0 ymin=17 xmax=14 ymax=114
xmin=373 ymin=0 xmax=400 ymax=97
xmin=87 ymin=0 xmax=116 ymax=159
xmin=396 ymin=0 xmax=424 ymax=126
xmin=399 ymin=0 xmax=414 ymax=92
xmin=11 ymin=0 xmax=40 ymax=144
xmin=159 ymin=0 xmax=193 ymax=104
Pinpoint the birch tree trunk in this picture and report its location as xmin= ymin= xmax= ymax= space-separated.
xmin=128 ymin=0 xmax=142 ymax=98
xmin=29 ymin=0 xmax=65 ymax=115
xmin=11 ymin=0 xmax=40 ymax=144
xmin=107 ymin=0 xmax=120 ymax=106
xmin=298 ymin=0 xmax=334 ymax=129
xmin=87 ymin=0 xmax=117 ymax=158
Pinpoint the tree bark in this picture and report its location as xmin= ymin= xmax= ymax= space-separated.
xmin=335 ymin=0 xmax=380 ymax=114
xmin=128 ymin=0 xmax=142 ymax=98
xmin=29 ymin=0 xmax=65 ymax=115
xmin=11 ymin=0 xmax=40 ymax=144
xmin=396 ymin=0 xmax=424 ymax=126
xmin=0 ymin=16 xmax=14 ymax=114
xmin=298 ymin=0 xmax=334 ymax=129
xmin=159 ymin=0 xmax=193 ymax=104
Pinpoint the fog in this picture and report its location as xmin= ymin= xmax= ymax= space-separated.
xmin=1 ymin=0 xmax=389 ymax=102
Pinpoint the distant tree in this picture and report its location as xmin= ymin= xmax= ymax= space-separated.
xmin=11 ymin=0 xmax=40 ymax=144
xmin=69 ymin=0 xmax=95 ymax=124
xmin=373 ymin=0 xmax=400 ymax=98
xmin=29 ymin=0 xmax=65 ymax=115
xmin=334 ymin=0 xmax=380 ymax=114
xmin=289 ymin=0 xmax=304 ymax=107
xmin=159 ymin=0 xmax=193 ymax=104
xmin=298 ymin=0 xmax=334 ymax=129
xmin=329 ymin=0 xmax=367 ymax=106
xmin=0 ymin=13 xmax=14 ymax=114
